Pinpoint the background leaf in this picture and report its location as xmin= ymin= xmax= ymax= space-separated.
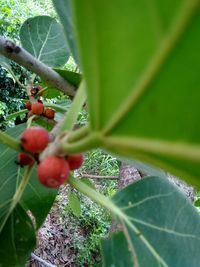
xmin=54 ymin=68 xmax=81 ymax=87
xmin=102 ymin=176 xmax=200 ymax=267
xmin=20 ymin=16 xmax=70 ymax=67
xmin=52 ymin=0 xmax=79 ymax=64
xmin=68 ymin=191 xmax=81 ymax=217
xmin=0 ymin=124 xmax=58 ymax=266
xmin=72 ymin=0 xmax=200 ymax=187
xmin=41 ymin=69 xmax=81 ymax=98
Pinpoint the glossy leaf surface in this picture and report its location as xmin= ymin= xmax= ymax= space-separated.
xmin=72 ymin=0 xmax=200 ymax=187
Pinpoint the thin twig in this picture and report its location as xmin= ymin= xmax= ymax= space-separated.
xmin=0 ymin=36 xmax=76 ymax=96
xmin=31 ymin=253 xmax=57 ymax=267
xmin=78 ymin=173 xmax=119 ymax=180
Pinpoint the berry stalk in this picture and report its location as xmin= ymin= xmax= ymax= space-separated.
xmin=60 ymin=81 xmax=86 ymax=132
xmin=0 ymin=130 xmax=21 ymax=151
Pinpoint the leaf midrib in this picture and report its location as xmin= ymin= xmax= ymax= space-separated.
xmin=38 ymin=19 xmax=54 ymax=61
xmin=103 ymin=0 xmax=199 ymax=135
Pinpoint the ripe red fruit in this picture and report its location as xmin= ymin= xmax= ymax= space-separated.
xmin=26 ymin=101 xmax=32 ymax=110
xmin=67 ymin=154 xmax=84 ymax=170
xmin=18 ymin=152 xmax=34 ymax=166
xmin=21 ymin=127 xmax=49 ymax=153
xmin=44 ymin=108 xmax=55 ymax=120
xmin=37 ymin=156 xmax=70 ymax=188
xmin=31 ymin=101 xmax=44 ymax=115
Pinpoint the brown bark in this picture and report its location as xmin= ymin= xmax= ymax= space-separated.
xmin=111 ymin=162 xmax=141 ymax=232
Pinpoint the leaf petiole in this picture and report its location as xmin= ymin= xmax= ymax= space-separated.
xmin=0 ymin=130 xmax=21 ymax=151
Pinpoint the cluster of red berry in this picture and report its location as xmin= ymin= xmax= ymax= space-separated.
xmin=25 ymin=85 xmax=55 ymax=120
xmin=17 ymin=127 xmax=84 ymax=188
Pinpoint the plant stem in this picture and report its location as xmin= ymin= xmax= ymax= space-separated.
xmin=0 ymin=36 xmax=76 ymax=96
xmin=78 ymin=173 xmax=119 ymax=180
xmin=6 ymin=109 xmax=27 ymax=120
xmin=68 ymin=175 xmax=121 ymax=215
xmin=67 ymin=125 xmax=90 ymax=142
xmin=0 ymin=130 xmax=20 ymax=151
xmin=60 ymin=81 xmax=86 ymax=133
xmin=61 ymin=132 xmax=100 ymax=154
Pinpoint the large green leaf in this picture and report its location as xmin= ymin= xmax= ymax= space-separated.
xmin=20 ymin=16 xmax=70 ymax=67
xmin=101 ymin=176 xmax=200 ymax=267
xmin=52 ymin=0 xmax=79 ymax=64
xmin=71 ymin=0 xmax=200 ymax=187
xmin=0 ymin=125 xmax=58 ymax=266
xmin=0 ymin=205 xmax=36 ymax=267
xmin=101 ymin=232 xmax=133 ymax=267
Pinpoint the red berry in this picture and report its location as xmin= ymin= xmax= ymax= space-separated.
xmin=44 ymin=108 xmax=55 ymax=120
xmin=31 ymin=101 xmax=44 ymax=115
xmin=37 ymin=156 xmax=70 ymax=188
xmin=18 ymin=152 xmax=34 ymax=166
xmin=26 ymin=101 xmax=32 ymax=110
xmin=21 ymin=127 xmax=49 ymax=153
xmin=67 ymin=154 xmax=84 ymax=170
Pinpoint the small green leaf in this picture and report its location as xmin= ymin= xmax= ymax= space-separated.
xmin=54 ymin=68 xmax=81 ymax=87
xmin=39 ymin=86 xmax=62 ymax=99
xmin=41 ymin=69 xmax=81 ymax=98
xmin=20 ymin=16 xmax=70 ymax=67
xmin=68 ymin=191 xmax=81 ymax=217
